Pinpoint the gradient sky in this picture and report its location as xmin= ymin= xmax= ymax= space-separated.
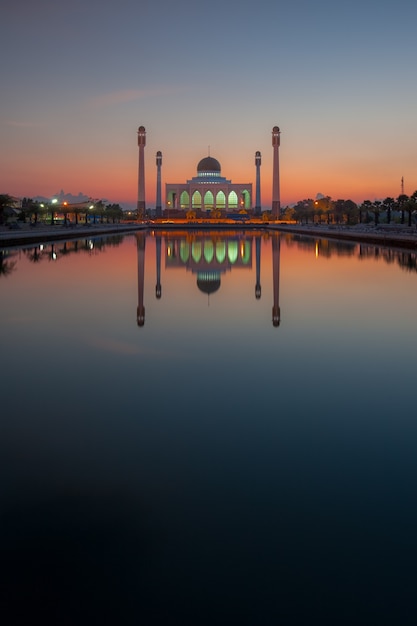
xmin=1 ymin=0 xmax=416 ymax=210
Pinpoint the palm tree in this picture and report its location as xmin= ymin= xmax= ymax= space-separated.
xmin=396 ymin=194 xmax=409 ymax=224
xmin=0 ymin=194 xmax=16 ymax=225
xmin=361 ymin=200 xmax=373 ymax=223
xmin=382 ymin=197 xmax=395 ymax=224
xmin=404 ymin=191 xmax=417 ymax=227
xmin=373 ymin=200 xmax=382 ymax=226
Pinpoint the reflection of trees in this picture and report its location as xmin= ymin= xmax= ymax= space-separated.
xmin=0 ymin=252 xmax=17 ymax=277
xmin=286 ymin=234 xmax=357 ymax=257
xmin=25 ymin=247 xmax=46 ymax=263
xmin=358 ymin=244 xmax=417 ymax=273
xmin=19 ymin=235 xmax=126 ymax=268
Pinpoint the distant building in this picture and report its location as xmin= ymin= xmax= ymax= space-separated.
xmin=165 ymin=156 xmax=252 ymax=214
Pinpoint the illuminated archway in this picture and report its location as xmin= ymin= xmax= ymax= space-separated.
xmin=180 ymin=190 xmax=190 ymax=209
xmin=228 ymin=191 xmax=238 ymax=209
xmin=216 ymin=191 xmax=226 ymax=208
xmin=192 ymin=191 xmax=202 ymax=209
xmin=204 ymin=191 xmax=214 ymax=209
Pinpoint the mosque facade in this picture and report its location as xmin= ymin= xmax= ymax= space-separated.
xmin=165 ymin=156 xmax=252 ymax=214
xmin=136 ymin=126 xmax=281 ymax=217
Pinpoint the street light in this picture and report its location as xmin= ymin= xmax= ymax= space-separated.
xmin=50 ymin=198 xmax=58 ymax=225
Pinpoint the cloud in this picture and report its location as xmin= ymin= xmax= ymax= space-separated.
xmin=4 ymin=120 xmax=47 ymax=128
xmin=86 ymin=86 xmax=186 ymax=108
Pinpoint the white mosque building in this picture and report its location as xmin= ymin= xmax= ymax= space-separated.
xmin=165 ymin=156 xmax=252 ymax=214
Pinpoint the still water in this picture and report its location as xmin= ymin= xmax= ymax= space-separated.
xmin=1 ymin=229 xmax=417 ymax=625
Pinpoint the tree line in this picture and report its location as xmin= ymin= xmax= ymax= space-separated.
xmin=281 ymin=192 xmax=417 ymax=227
xmin=0 ymin=195 xmax=124 ymax=226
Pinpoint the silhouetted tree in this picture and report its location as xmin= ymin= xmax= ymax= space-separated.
xmin=382 ymin=197 xmax=395 ymax=224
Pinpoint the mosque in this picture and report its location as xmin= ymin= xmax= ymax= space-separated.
xmin=165 ymin=156 xmax=252 ymax=214
xmin=137 ymin=126 xmax=281 ymax=219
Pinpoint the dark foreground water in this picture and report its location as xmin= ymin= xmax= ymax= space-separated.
xmin=1 ymin=229 xmax=417 ymax=625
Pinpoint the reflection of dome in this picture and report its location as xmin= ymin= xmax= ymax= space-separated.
xmin=197 ymin=156 xmax=221 ymax=174
xmin=197 ymin=271 xmax=221 ymax=295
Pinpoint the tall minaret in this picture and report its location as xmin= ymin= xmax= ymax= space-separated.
xmin=272 ymin=126 xmax=281 ymax=220
xmin=272 ymin=233 xmax=281 ymax=327
xmin=136 ymin=231 xmax=146 ymax=326
xmin=155 ymin=151 xmax=162 ymax=218
xmin=137 ymin=126 xmax=146 ymax=219
xmin=255 ymin=151 xmax=261 ymax=216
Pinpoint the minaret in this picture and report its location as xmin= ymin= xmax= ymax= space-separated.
xmin=255 ymin=151 xmax=261 ymax=216
xmin=255 ymin=235 xmax=261 ymax=299
xmin=155 ymin=151 xmax=162 ymax=219
xmin=272 ymin=126 xmax=281 ymax=220
xmin=272 ymin=233 xmax=281 ymax=327
xmin=136 ymin=231 xmax=146 ymax=326
xmin=137 ymin=126 xmax=146 ymax=219
xmin=155 ymin=233 xmax=162 ymax=299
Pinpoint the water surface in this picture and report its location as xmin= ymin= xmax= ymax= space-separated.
xmin=1 ymin=229 xmax=417 ymax=624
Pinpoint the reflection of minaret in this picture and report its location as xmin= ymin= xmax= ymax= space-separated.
xmin=136 ymin=232 xmax=146 ymax=326
xmin=156 ymin=151 xmax=162 ymax=218
xmin=255 ymin=151 xmax=261 ymax=216
xmin=137 ymin=126 xmax=146 ymax=218
xmin=155 ymin=234 xmax=162 ymax=299
xmin=255 ymin=235 xmax=261 ymax=299
xmin=272 ymin=126 xmax=281 ymax=219
xmin=272 ymin=233 xmax=281 ymax=327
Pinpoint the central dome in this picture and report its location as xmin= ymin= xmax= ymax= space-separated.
xmin=197 ymin=156 xmax=221 ymax=174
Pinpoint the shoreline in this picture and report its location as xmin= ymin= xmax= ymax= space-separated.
xmin=1 ymin=220 xmax=417 ymax=251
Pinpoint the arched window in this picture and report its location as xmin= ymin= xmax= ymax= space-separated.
xmin=228 ymin=191 xmax=238 ymax=209
xmin=242 ymin=189 xmax=251 ymax=209
xmin=180 ymin=190 xmax=190 ymax=209
xmin=204 ymin=191 xmax=214 ymax=209
xmin=216 ymin=191 xmax=226 ymax=208
xmin=192 ymin=191 xmax=202 ymax=209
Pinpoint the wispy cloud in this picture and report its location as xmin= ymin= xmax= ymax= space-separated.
xmin=4 ymin=120 xmax=47 ymax=128
xmin=86 ymin=86 xmax=186 ymax=109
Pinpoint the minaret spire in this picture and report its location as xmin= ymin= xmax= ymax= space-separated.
xmin=255 ymin=151 xmax=261 ymax=216
xmin=272 ymin=126 xmax=281 ymax=220
xmin=156 ymin=151 xmax=162 ymax=218
xmin=137 ymin=126 xmax=146 ymax=219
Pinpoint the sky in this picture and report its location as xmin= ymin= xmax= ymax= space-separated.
xmin=1 ymin=0 xmax=416 ymax=211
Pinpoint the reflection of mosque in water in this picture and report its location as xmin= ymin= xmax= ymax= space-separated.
xmin=136 ymin=231 xmax=281 ymax=328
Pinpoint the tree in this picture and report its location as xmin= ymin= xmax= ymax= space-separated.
xmin=382 ymin=197 xmax=395 ymax=224
xmin=404 ymin=191 xmax=417 ymax=227
xmin=396 ymin=194 xmax=409 ymax=224
xmin=0 ymin=194 xmax=16 ymax=225
xmin=373 ymin=200 xmax=382 ymax=226
xmin=293 ymin=199 xmax=314 ymax=224
xmin=361 ymin=200 xmax=373 ymax=223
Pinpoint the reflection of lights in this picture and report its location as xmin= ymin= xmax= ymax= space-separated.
xmin=315 ymin=242 xmax=319 ymax=258
xmin=39 ymin=244 xmax=44 ymax=251
xmin=52 ymin=252 xmax=57 ymax=260
xmin=88 ymin=240 xmax=94 ymax=250
xmin=167 ymin=245 xmax=172 ymax=257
